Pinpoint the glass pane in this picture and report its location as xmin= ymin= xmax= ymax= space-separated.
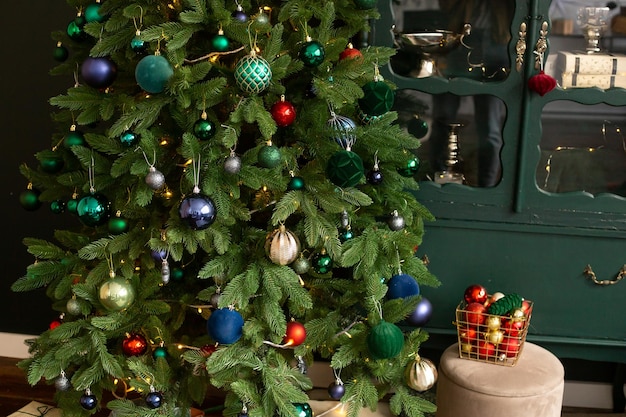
xmin=546 ymin=5 xmax=626 ymax=89
xmin=390 ymin=0 xmax=515 ymax=80
xmin=395 ymin=90 xmax=505 ymax=187
xmin=537 ymin=101 xmax=626 ymax=195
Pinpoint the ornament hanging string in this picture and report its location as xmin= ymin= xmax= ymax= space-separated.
xmin=132 ymin=6 xmax=144 ymax=34
xmin=88 ymin=154 xmax=96 ymax=193
xmin=191 ymin=155 xmax=202 ymax=194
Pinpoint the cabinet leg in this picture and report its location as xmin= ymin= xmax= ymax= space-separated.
xmin=612 ymin=363 xmax=625 ymax=413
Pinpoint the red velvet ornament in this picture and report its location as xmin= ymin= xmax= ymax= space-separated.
xmin=282 ymin=321 xmax=307 ymax=347
xmin=339 ymin=43 xmax=363 ymax=61
xmin=528 ymin=71 xmax=556 ymax=96
xmin=271 ymin=96 xmax=296 ymax=127
xmin=201 ymin=344 xmax=217 ymax=357
xmin=122 ymin=333 xmax=148 ymax=356
xmin=463 ymin=284 xmax=488 ymax=304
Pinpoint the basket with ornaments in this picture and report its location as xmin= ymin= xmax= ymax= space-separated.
xmin=455 ymin=284 xmax=533 ymax=366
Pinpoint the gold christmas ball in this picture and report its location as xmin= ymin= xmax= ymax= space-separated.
xmin=511 ymin=308 xmax=526 ymax=321
xmin=99 ymin=277 xmax=135 ymax=311
xmin=485 ymin=329 xmax=504 ymax=345
xmin=265 ymin=225 xmax=300 ymax=265
xmin=485 ymin=315 xmax=502 ymax=331
xmin=460 ymin=343 xmax=473 ymax=354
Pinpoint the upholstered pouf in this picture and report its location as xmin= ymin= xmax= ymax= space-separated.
xmin=436 ymin=343 xmax=564 ymax=417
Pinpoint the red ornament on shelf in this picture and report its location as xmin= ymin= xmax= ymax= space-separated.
xmin=339 ymin=43 xmax=363 ymax=61
xmin=477 ymin=341 xmax=496 ymax=359
xmin=271 ymin=96 xmax=297 ymax=127
xmin=282 ymin=321 xmax=307 ymax=347
xmin=464 ymin=302 xmax=487 ymax=325
xmin=463 ymin=284 xmax=488 ymax=304
xmin=122 ymin=333 xmax=148 ymax=356
xmin=528 ymin=71 xmax=556 ymax=96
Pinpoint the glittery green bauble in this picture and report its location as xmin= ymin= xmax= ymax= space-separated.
xmin=211 ymin=33 xmax=230 ymax=52
xmin=354 ymin=0 xmax=378 ymax=9
xmin=234 ymin=54 xmax=272 ymax=94
xmin=398 ymin=156 xmax=420 ymax=177
xmin=326 ymin=150 xmax=364 ymax=188
xmin=64 ymin=131 xmax=86 ymax=147
xmin=299 ymin=40 xmax=325 ymax=67
xmin=359 ymin=80 xmax=395 ymax=117
xmin=287 ymin=176 xmax=305 ymax=191
xmin=193 ymin=119 xmax=216 ymax=140
xmin=292 ymin=257 xmax=311 ymax=274
xmin=312 ymin=252 xmax=333 ymax=274
xmin=294 ymin=403 xmax=313 ymax=417
xmin=367 ymin=320 xmax=404 ymax=359
xmin=258 ymin=145 xmax=281 ymax=168
xmin=76 ymin=193 xmax=111 ymax=226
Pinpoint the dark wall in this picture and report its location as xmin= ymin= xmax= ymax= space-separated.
xmin=1 ymin=0 xmax=72 ymax=334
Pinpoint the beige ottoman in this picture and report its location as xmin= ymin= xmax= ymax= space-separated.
xmin=436 ymin=343 xmax=564 ymax=417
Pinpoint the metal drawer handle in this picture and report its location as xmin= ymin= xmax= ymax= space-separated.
xmin=583 ymin=264 xmax=626 ymax=285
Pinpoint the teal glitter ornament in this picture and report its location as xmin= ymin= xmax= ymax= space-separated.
xmin=76 ymin=193 xmax=111 ymax=226
xmin=119 ymin=130 xmax=139 ymax=147
xmin=312 ymin=250 xmax=333 ymax=274
xmin=234 ymin=53 xmax=272 ymax=94
xmin=359 ymin=80 xmax=395 ymax=117
xmin=193 ymin=117 xmax=216 ymax=140
xmin=294 ymin=403 xmax=313 ymax=417
xmin=64 ymin=129 xmax=85 ymax=148
xmin=287 ymin=176 xmax=305 ymax=191
xmin=85 ymin=3 xmax=106 ymax=23
xmin=326 ymin=150 xmax=364 ymax=188
xmin=257 ymin=143 xmax=281 ymax=168
xmin=211 ymin=30 xmax=230 ymax=52
xmin=398 ymin=156 xmax=420 ymax=177
xmin=299 ymin=38 xmax=325 ymax=67
xmin=135 ymin=54 xmax=174 ymax=94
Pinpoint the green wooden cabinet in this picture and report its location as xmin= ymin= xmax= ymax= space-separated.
xmin=372 ymin=0 xmax=626 ymax=362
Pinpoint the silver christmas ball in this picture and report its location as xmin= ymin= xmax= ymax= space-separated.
xmin=292 ymin=256 xmax=311 ymax=275
xmin=388 ymin=210 xmax=405 ymax=231
xmin=145 ymin=167 xmax=166 ymax=190
xmin=224 ymin=155 xmax=242 ymax=174
xmin=66 ymin=298 xmax=82 ymax=315
xmin=55 ymin=372 xmax=71 ymax=391
xmin=210 ymin=292 xmax=221 ymax=308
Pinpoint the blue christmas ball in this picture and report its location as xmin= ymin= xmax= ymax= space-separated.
xmin=178 ymin=193 xmax=217 ymax=230
xmin=387 ymin=273 xmax=420 ymax=299
xmin=81 ymin=57 xmax=117 ymax=89
xmin=145 ymin=391 xmax=163 ymax=409
xmin=79 ymin=393 xmax=98 ymax=410
xmin=327 ymin=382 xmax=345 ymax=400
xmin=135 ymin=54 xmax=174 ymax=94
xmin=207 ymin=308 xmax=244 ymax=344
xmin=406 ymin=297 xmax=433 ymax=327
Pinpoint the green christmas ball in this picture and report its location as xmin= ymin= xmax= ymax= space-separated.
xmin=119 ymin=130 xmax=139 ymax=147
xmin=85 ymin=3 xmax=106 ymax=23
xmin=153 ymin=346 xmax=168 ymax=359
xmin=292 ymin=256 xmax=311 ymax=274
xmin=76 ymin=193 xmax=111 ymax=226
xmin=258 ymin=144 xmax=281 ymax=168
xmin=211 ymin=33 xmax=230 ymax=52
xmin=53 ymin=44 xmax=69 ymax=62
xmin=234 ymin=54 xmax=272 ymax=94
xmin=131 ymin=36 xmax=146 ymax=53
xmin=398 ymin=156 xmax=420 ymax=177
xmin=294 ymin=403 xmax=313 ymax=417
xmin=339 ymin=228 xmax=354 ymax=243
xmin=99 ymin=277 xmax=135 ymax=311
xmin=67 ymin=16 xmax=86 ymax=41
xmin=299 ymin=40 xmax=326 ymax=67
xmin=40 ymin=155 xmax=64 ymax=173
xmin=408 ymin=116 xmax=429 ymax=139
xmin=108 ymin=216 xmax=129 ymax=234
xmin=367 ymin=320 xmax=404 ymax=359
xmin=359 ymin=80 xmax=395 ymax=117
xmin=193 ymin=119 xmax=216 ymax=140
xmin=287 ymin=176 xmax=305 ymax=191
xmin=312 ymin=251 xmax=333 ymax=274
xmin=171 ymin=267 xmax=184 ymax=281
xmin=19 ymin=189 xmax=42 ymax=211
xmin=326 ymin=150 xmax=364 ymax=188
xmin=135 ymin=54 xmax=174 ymax=94
xmin=354 ymin=0 xmax=378 ymax=9
xmin=66 ymin=197 xmax=79 ymax=214
xmin=50 ymin=200 xmax=66 ymax=214
xmin=66 ymin=298 xmax=82 ymax=316
xmin=64 ymin=130 xmax=86 ymax=147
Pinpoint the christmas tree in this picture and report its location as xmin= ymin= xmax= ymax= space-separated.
xmin=13 ymin=0 xmax=439 ymax=416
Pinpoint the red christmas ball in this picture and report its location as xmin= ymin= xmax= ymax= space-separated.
xmin=49 ymin=319 xmax=62 ymax=330
xmin=458 ymin=327 xmax=477 ymax=345
xmin=477 ymin=341 xmax=495 ymax=359
xmin=271 ymin=98 xmax=297 ymax=127
xmin=283 ymin=321 xmax=307 ymax=347
xmin=201 ymin=344 xmax=217 ymax=357
xmin=502 ymin=319 xmax=524 ymax=337
xmin=122 ymin=333 xmax=148 ymax=356
xmin=464 ymin=302 xmax=486 ymax=326
xmin=463 ymin=284 xmax=488 ymax=304
xmin=339 ymin=43 xmax=363 ymax=61
xmin=501 ymin=336 xmax=521 ymax=357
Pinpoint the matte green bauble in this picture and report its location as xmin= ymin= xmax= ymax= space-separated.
xmin=40 ymin=155 xmax=64 ymax=173
xmin=171 ymin=267 xmax=184 ymax=281
xmin=85 ymin=3 xmax=106 ymax=23
xmin=326 ymin=150 xmax=364 ymax=188
xmin=367 ymin=320 xmax=404 ymax=359
xmin=108 ymin=216 xmax=129 ymax=235
xmin=19 ymin=189 xmax=42 ymax=211
xmin=211 ymin=33 xmax=230 ymax=52
xmin=53 ymin=43 xmax=69 ymax=62
xmin=50 ymin=200 xmax=66 ymax=214
xmin=193 ymin=119 xmax=216 ymax=140
xmin=354 ymin=0 xmax=378 ymax=9
xmin=234 ymin=54 xmax=272 ymax=94
xmin=299 ymin=40 xmax=325 ymax=67
xmin=76 ymin=193 xmax=111 ymax=226
xmin=64 ymin=130 xmax=86 ymax=148
xmin=153 ymin=346 xmax=168 ymax=359
xmin=135 ymin=54 xmax=174 ymax=94
xmin=99 ymin=277 xmax=135 ymax=311
xmin=294 ymin=403 xmax=313 ymax=417
xmin=398 ymin=156 xmax=420 ymax=177
xmin=66 ymin=197 xmax=79 ymax=214
xmin=257 ymin=144 xmax=281 ymax=168
xmin=287 ymin=176 xmax=305 ymax=191
xmin=359 ymin=80 xmax=395 ymax=117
